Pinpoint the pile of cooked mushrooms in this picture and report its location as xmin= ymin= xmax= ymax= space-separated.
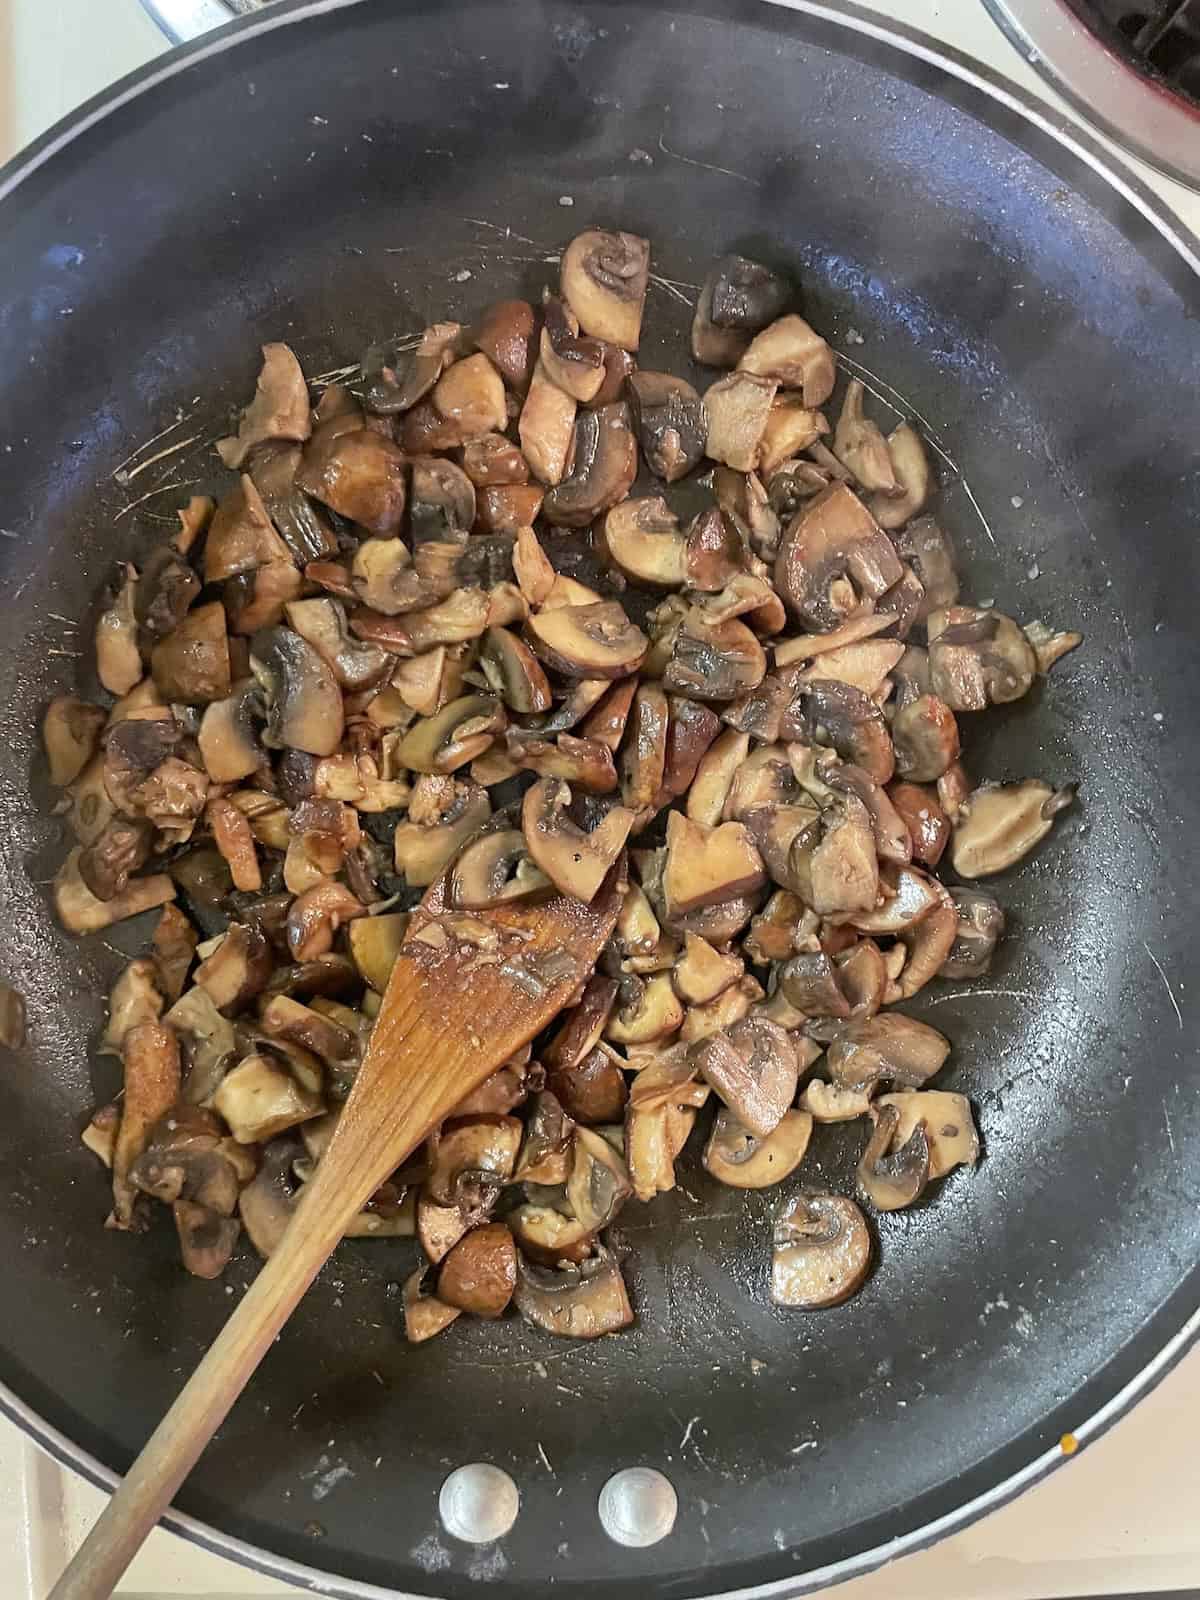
xmin=46 ymin=230 xmax=1080 ymax=1334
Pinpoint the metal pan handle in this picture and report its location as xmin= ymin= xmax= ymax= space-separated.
xmin=136 ymin=0 xmax=257 ymax=45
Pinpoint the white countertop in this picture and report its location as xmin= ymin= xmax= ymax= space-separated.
xmin=1 ymin=3 xmax=1198 ymax=1598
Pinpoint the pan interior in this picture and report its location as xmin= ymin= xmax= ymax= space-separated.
xmin=0 ymin=3 xmax=1197 ymax=1598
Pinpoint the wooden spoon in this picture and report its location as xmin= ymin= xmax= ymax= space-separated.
xmin=50 ymin=866 xmax=623 ymax=1600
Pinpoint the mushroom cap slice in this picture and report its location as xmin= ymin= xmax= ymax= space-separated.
xmin=472 ymin=299 xmax=538 ymax=394
xmin=197 ymin=681 xmax=265 ymax=783
xmin=404 ymin=1264 xmax=465 ymax=1342
xmin=941 ymin=887 xmax=1005 ymax=978
xmin=787 ymin=793 xmax=879 ymax=915
xmin=799 ymin=1080 xmax=872 ymax=1122
xmin=296 ymin=427 xmax=408 ymax=537
xmin=438 ymin=1222 xmax=518 ymax=1318
xmin=602 ymin=497 xmax=688 ymax=587
xmin=540 ymin=294 xmax=607 ymax=403
xmin=791 ymin=679 xmax=895 ymax=785
xmin=775 ymin=483 xmax=903 ymax=632
xmin=513 ymin=1246 xmax=634 ymax=1338
xmin=951 ymin=779 xmax=1075 ymax=878
xmin=151 ymin=601 xmax=232 ymax=706
xmin=927 ymin=606 xmax=1038 ymax=711
xmin=542 ymin=403 xmax=638 ymax=527
xmin=425 ymin=1114 xmax=522 ymax=1213
xmin=771 ymin=1194 xmax=871 ymax=1308
xmin=43 ymin=697 xmax=107 ymax=788
xmin=432 ymin=351 xmax=508 ymax=437
xmin=479 ymin=626 xmax=552 ymax=714
xmin=857 ymin=1102 xmax=930 ymax=1211
xmin=704 ymin=1107 xmax=813 ymax=1189
xmin=561 ymin=229 xmax=650 ymax=351
xmin=663 ymin=811 xmax=766 ymax=916
xmin=738 ymin=315 xmax=836 ymax=408
xmin=867 ymin=422 xmax=930 ymax=530
xmin=703 ymin=370 xmax=778 ymax=471
xmin=522 ymin=779 xmax=634 ymax=903
xmin=392 ymin=694 xmax=505 ymax=775
xmin=604 ymin=972 xmax=684 ymax=1047
xmin=526 ymin=602 xmax=648 ymax=680
xmin=566 ymin=1126 xmax=633 ymax=1231
xmin=877 ymin=1090 xmax=979 ymax=1180
xmin=217 ymin=342 xmax=311 ymax=469
xmin=662 ymin=612 xmax=767 ymax=703
xmin=448 ymin=829 xmax=552 ymax=910
xmin=249 ymin=626 xmax=344 ymax=757
xmin=887 ymin=780 xmax=952 ymax=867
xmin=707 ymin=255 xmax=791 ymax=333
xmin=628 ymin=371 xmax=707 ymax=482
xmin=833 ymin=379 xmax=897 ymax=495
xmin=690 ymin=1016 xmax=797 ymax=1139
xmin=826 ymin=1012 xmax=950 ymax=1091
xmin=364 ymin=321 xmax=461 ymax=414
xmin=394 ymin=778 xmax=491 ymax=887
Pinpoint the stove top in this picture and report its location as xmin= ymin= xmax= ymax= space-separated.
xmin=1074 ymin=0 xmax=1200 ymax=102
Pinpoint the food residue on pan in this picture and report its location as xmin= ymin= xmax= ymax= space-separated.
xmin=45 ymin=230 xmax=1081 ymax=1335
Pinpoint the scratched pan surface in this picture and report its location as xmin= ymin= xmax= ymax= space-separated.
xmin=0 ymin=1 xmax=1198 ymax=1596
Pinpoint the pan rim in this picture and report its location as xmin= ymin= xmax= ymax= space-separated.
xmin=1 ymin=1 xmax=1198 ymax=1597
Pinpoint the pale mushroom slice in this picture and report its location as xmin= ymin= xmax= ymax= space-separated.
xmin=602 ymin=496 xmax=688 ymax=587
xmin=404 ymin=1264 xmax=465 ymax=1343
xmin=703 ymin=370 xmax=778 ymax=471
xmin=521 ymin=778 xmax=634 ymax=902
xmin=940 ymin=887 xmax=1005 ymax=978
xmin=561 ymin=229 xmax=650 ymax=350
xmin=519 ymin=360 xmax=577 ymax=486
xmin=704 ymin=1107 xmax=813 ymax=1188
xmin=42 ymin=697 xmax=108 ymax=788
xmin=217 ymin=342 xmax=311 ymax=468
xmin=662 ymin=811 xmax=766 ymax=916
xmin=738 ymin=314 xmax=836 ymax=408
xmin=799 ymin=1080 xmax=872 ymax=1122
xmin=877 ymin=1091 xmax=980 ymax=1179
xmin=771 ymin=1194 xmax=871 ymax=1308
xmin=833 ymin=379 xmax=897 ymax=495
xmin=951 ymin=779 xmax=1076 ymax=878
xmin=513 ymin=1247 xmax=634 ymax=1339
xmin=867 ymin=422 xmax=930 ymax=530
xmin=926 ymin=605 xmax=1038 ymax=710
xmin=526 ymin=601 xmax=648 ymax=680
xmin=857 ymin=1102 xmax=930 ymax=1211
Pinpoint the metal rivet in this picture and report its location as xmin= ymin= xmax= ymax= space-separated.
xmin=598 ymin=1467 xmax=678 ymax=1547
xmin=438 ymin=1463 xmax=519 ymax=1544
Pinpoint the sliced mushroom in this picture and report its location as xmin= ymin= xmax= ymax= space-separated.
xmin=659 ymin=697 xmax=721 ymax=804
xmin=833 ymin=380 xmax=897 ymax=495
xmin=210 ymin=1052 xmax=323 ymax=1144
xmin=43 ymin=697 xmax=107 ymax=788
xmin=539 ymin=294 xmax=607 ymax=402
xmin=780 ymin=950 xmax=850 ymax=1019
xmin=757 ymin=398 xmax=828 ymax=477
xmin=403 ymin=1264 xmax=464 ymax=1342
xmin=426 ymin=1114 xmax=522 ymax=1219
xmin=449 ymin=829 xmax=552 ymax=910
xmin=195 ymin=681 xmax=263 ymax=784
xmin=394 ymin=776 xmax=490 ymax=886
xmin=343 ymin=911 xmax=407 ymax=993
xmin=77 ymin=816 xmax=155 ymax=903
xmin=98 ymin=958 xmax=164 ymax=1058
xmin=508 ymin=1203 xmax=595 ymax=1266
xmin=514 ymin=1091 xmax=576 ymax=1184
xmin=827 ymin=1012 xmax=950 ymax=1091
xmin=771 ymin=1194 xmax=871 ymax=1307
xmin=792 ymin=680 xmax=894 ymax=785
xmin=204 ymin=476 xmax=294 ymax=583
xmin=567 ymin=1126 xmax=633 ymax=1231
xmin=151 ymin=601 xmax=231 ymax=705
xmin=218 ymin=342 xmax=311 ymax=468
xmin=663 ymin=811 xmax=765 ymax=916
xmin=296 ymin=426 xmax=407 ymax=536
xmin=927 ymin=606 xmax=1038 ymax=711
xmin=109 ymin=1021 xmax=182 ymax=1230
xmin=678 ymin=973 xmax=763 ymax=1043
xmin=391 ymin=693 xmax=503 ymax=775
xmin=54 ymin=848 xmax=176 ymax=935
xmin=685 ymin=504 xmax=744 ymax=593
xmin=602 ymin=497 xmax=687 ymax=587
xmin=437 ymin=1223 xmax=518 ymax=1318
xmin=605 ymin=972 xmax=684 ymax=1046
xmin=794 ymin=640 xmax=904 ymax=699
xmin=248 ymin=626 xmax=343 ymax=756
xmin=526 ymin=601 xmax=648 ymax=680
xmin=857 ymin=1102 xmax=930 ymax=1211
xmin=673 ymin=933 xmax=744 ymax=1006
xmin=95 ymin=566 xmax=143 ymax=695
xmin=561 ymin=229 xmax=649 ymax=350
xmin=579 ymin=679 xmax=638 ymax=754
xmin=708 ymin=254 xmax=792 ymax=337
xmin=284 ymin=882 xmax=366 ymax=962
xmin=743 ymin=890 xmax=809 ymax=964
xmin=848 ymin=862 xmax=941 ymax=936
xmin=363 ymin=321 xmax=461 ymax=414
xmin=941 ymin=887 xmax=1006 ymax=979
xmin=691 ymin=1016 xmax=797 ymax=1138
xmin=473 ymin=299 xmax=538 ymax=393
xmin=1024 ymin=619 xmax=1083 ymax=675
xmin=951 ymin=779 xmax=1075 ymax=877
xmin=431 ymin=351 xmax=508 ymax=437
xmin=513 ymin=1246 xmax=633 ymax=1338
xmin=663 ymin=612 xmax=767 ymax=703
xmin=519 ymin=360 xmax=577 ymax=486
xmin=877 ymin=1090 xmax=979 ymax=1179
xmin=704 ymin=1107 xmax=812 ymax=1188
xmin=418 ymin=1191 xmax=472 ymax=1265
xmin=787 ymin=793 xmax=878 ymax=915
xmin=687 ymin=729 xmax=751 ymax=825
xmin=480 ymin=627 xmax=552 ymax=713
xmin=703 ymin=370 xmax=778 ymax=471
xmin=627 ymin=371 xmax=706 ymax=482
xmin=887 ymin=780 xmax=951 ymax=867
xmin=738 ymin=315 xmax=836 ymax=408
xmin=893 ymin=515 xmax=959 ymax=620
xmin=543 ymin=402 xmax=638 ymax=527
xmin=775 ymin=483 xmax=903 ymax=632
xmin=799 ymin=1079 xmax=872 ymax=1122
xmin=867 ymin=423 xmax=929 ymax=529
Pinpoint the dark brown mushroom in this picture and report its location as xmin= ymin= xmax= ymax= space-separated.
xmin=409 ymin=456 xmax=477 ymax=544
xmin=780 ymin=950 xmax=850 ymax=1019
xmin=662 ymin=611 xmax=767 ymax=702
xmin=703 ymin=370 xmax=778 ymax=471
xmin=738 ymin=315 xmax=836 ymax=408
xmin=296 ymin=426 xmax=407 ymax=536
xmin=887 ymin=780 xmax=951 ymax=867
xmin=194 ymin=923 xmax=274 ymax=1012
xmin=478 ymin=626 xmax=552 ymax=714
xmin=771 ymin=1194 xmax=871 ymax=1307
xmin=151 ymin=601 xmax=232 ymax=705
xmin=549 ymin=1045 xmax=628 ymax=1126
xmin=475 ymin=483 xmax=547 ymax=534
xmin=579 ymin=679 xmax=638 ymax=753
xmin=791 ymin=679 xmax=895 ymax=785
xmin=775 ymin=483 xmax=903 ymax=632
xmin=708 ymin=255 xmax=791 ymax=336
xmin=518 ymin=360 xmax=577 ymax=486
xmin=827 ymin=1012 xmax=950 ymax=1092
xmin=513 ymin=1245 xmax=634 ymax=1338
xmin=249 ymin=626 xmax=344 ymax=756
xmin=514 ymin=1091 xmax=576 ymax=1184
xmin=788 ymin=793 xmax=879 ymax=915
xmin=684 ymin=504 xmax=745 ymax=593
xmin=217 ymin=342 xmax=311 ymax=468
xmin=561 ymin=229 xmax=650 ymax=350
xmin=223 ymin=561 xmax=305 ymax=637
xmin=134 ymin=544 xmax=203 ymax=649
xmin=203 ymin=476 xmax=294 ymax=584
xmin=282 ymin=597 xmax=390 ymax=693
xmin=522 ymin=778 xmax=634 ymax=903
xmin=714 ymin=464 xmax=782 ymax=563
xmin=526 ymin=601 xmax=648 ymax=680
xmin=54 ymin=847 xmax=176 ymax=935
xmin=891 ymin=693 xmax=960 ymax=783
xmin=394 ymin=776 xmax=490 ymax=886
xmin=926 ymin=606 xmax=1038 ymax=711
xmin=951 ymin=779 xmax=1075 ymax=877
xmin=659 ymin=697 xmax=721 ymax=803
xmin=364 ymin=321 xmax=462 ymax=413
xmin=403 ymin=1264 xmax=463 ymax=1342
xmin=472 ymin=299 xmax=538 ymax=393
xmin=690 ymin=1016 xmax=797 ymax=1139
xmin=627 ymin=371 xmax=707 ymax=481
xmin=438 ymin=1222 xmax=518 ymax=1318
xmin=109 ymin=1020 xmax=183 ymax=1230
xmin=542 ymin=402 xmax=638 ymax=527
xmin=460 ymin=432 xmax=530 ymax=487
xmin=704 ymin=1106 xmax=812 ymax=1188
xmin=857 ymin=1102 xmax=930 ymax=1211
xmin=77 ymin=816 xmax=155 ymax=903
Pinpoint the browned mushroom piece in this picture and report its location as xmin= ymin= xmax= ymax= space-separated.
xmin=604 ymin=972 xmax=684 ymax=1046
xmin=393 ymin=694 xmax=505 ymax=775
xmin=799 ymin=1079 xmax=872 ymax=1122
xmin=892 ymin=514 xmax=959 ymax=620
xmin=926 ymin=606 xmax=1038 ymax=710
xmin=951 ymin=779 xmax=1075 ymax=877
xmin=194 ymin=681 xmax=263 ymax=784
xmin=151 ymin=904 xmax=198 ymax=1004
xmin=437 ymin=1222 xmax=518 ymax=1318
xmin=526 ymin=601 xmax=648 ymax=679
xmin=539 ymin=294 xmax=607 ymax=402
xmin=54 ymin=847 xmax=176 ymax=936
xmin=431 ymin=351 xmax=508 ymax=437
xmin=679 ymin=972 xmax=763 ymax=1042
xmin=738 ymin=315 xmax=836 ymax=408
xmin=43 ymin=697 xmax=108 ymax=788
xmin=76 ymin=815 xmax=155 ymax=904
xmin=894 ymin=886 xmax=958 ymax=999
xmin=363 ymin=321 xmax=462 ymax=414
xmin=657 ymin=697 xmax=721 ymax=804
xmin=663 ymin=811 xmax=765 ymax=916
xmin=691 ymin=1016 xmax=797 ymax=1138
xmin=211 ymin=1051 xmax=324 ymax=1145
xmin=295 ymin=425 xmax=407 ymax=536
xmin=579 ymin=679 xmax=639 ymax=754
xmin=794 ymin=639 xmax=905 ymax=699
xmin=521 ymin=779 xmax=633 ymax=903
xmin=857 ymin=1102 xmax=930 ymax=1211
xmin=704 ymin=1106 xmax=813 ymax=1188
xmin=827 ymin=1012 xmax=950 ymax=1091
xmin=627 ymin=371 xmax=707 ymax=482
xmin=757 ymin=398 xmax=828 ymax=477
xmin=714 ymin=464 xmax=782 ymax=564
xmin=561 ymin=229 xmax=650 ymax=350
xmin=514 ymin=1091 xmax=576 ymax=1184
xmin=833 ymin=380 xmax=898 ymax=495
xmin=771 ymin=1193 xmax=872 ymax=1308
xmin=109 ymin=1021 xmax=182 ymax=1230
xmin=218 ymin=342 xmax=311 ymax=468
xmin=848 ymin=862 xmax=941 ymax=936
xmin=681 ymin=505 xmax=742 ymax=596
xmin=602 ymin=496 xmax=688 ymax=587
xmin=507 ymin=1201 xmax=594 ymax=1265
xmin=877 ymin=1090 xmax=979 ymax=1179
xmin=791 ymin=679 xmax=895 ymax=784
xmin=788 ymin=792 xmax=879 ymax=915
xmin=203 ymin=477 xmax=294 ymax=586
xmin=703 ymin=370 xmax=778 ymax=471
xmin=407 ymin=457 xmax=477 ymax=545
xmin=472 ymin=299 xmax=538 ymax=393
xmin=194 ymin=923 xmax=274 ymax=1012
xmin=940 ymin=887 xmax=1006 ymax=979
xmin=937 ymin=760 xmax=972 ymax=823
xmin=248 ymin=626 xmax=343 ymax=756
xmin=673 ymin=933 xmax=744 ymax=1006
xmin=887 ymin=780 xmax=952 ymax=867
xmin=686 ymin=729 xmax=750 ymax=825
xmin=867 ymin=423 xmax=930 ymax=529
xmin=518 ymin=360 xmax=577 ymax=486
xmin=247 ymin=442 xmax=339 ymax=568
xmin=223 ymin=560 xmax=305 ymax=637
xmin=394 ymin=777 xmax=490 ymax=887
xmin=775 ymin=483 xmax=904 ymax=631
xmin=403 ymin=1264 xmax=464 ymax=1343
xmin=742 ymin=890 xmax=809 ymax=965
xmin=566 ymin=1125 xmax=633 ymax=1232
xmin=617 ymin=684 xmax=668 ymax=812
xmin=283 ymin=882 xmax=366 ymax=963
xmin=513 ymin=1245 xmax=634 ymax=1338
xmin=459 ymin=433 xmax=529 ymax=490
xmin=543 ymin=402 xmax=639 ymax=528
xmin=663 ymin=611 xmax=767 ymax=703
xmin=94 ymin=564 xmax=143 ymax=695
xmin=779 ymin=950 xmax=850 ymax=1019
xmin=448 ymin=830 xmax=552 ymax=910
xmin=151 ymin=601 xmax=232 ymax=705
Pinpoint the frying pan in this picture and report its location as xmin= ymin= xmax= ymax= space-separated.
xmin=0 ymin=2 xmax=1198 ymax=1597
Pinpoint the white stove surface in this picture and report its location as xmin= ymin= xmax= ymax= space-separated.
xmin=1 ymin=3 xmax=1198 ymax=1597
